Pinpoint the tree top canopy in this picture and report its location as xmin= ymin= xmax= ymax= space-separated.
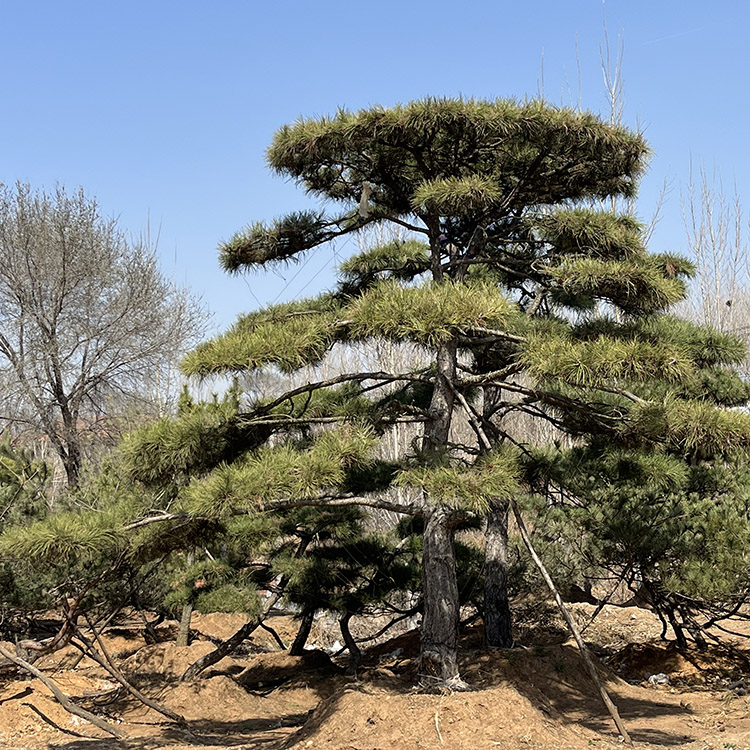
xmin=220 ymin=98 xmax=649 ymax=272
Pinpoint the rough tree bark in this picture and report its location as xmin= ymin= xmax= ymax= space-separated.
xmin=420 ymin=507 xmax=461 ymax=685
xmin=290 ymin=610 xmax=314 ymax=656
xmin=418 ymin=336 xmax=465 ymax=686
xmin=484 ymin=500 xmax=514 ymax=649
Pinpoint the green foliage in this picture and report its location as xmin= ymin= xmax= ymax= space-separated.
xmin=261 ymin=99 xmax=648 ymax=246
xmin=347 ymin=279 xmax=512 ymax=346
xmin=412 ymin=175 xmax=504 ymax=214
xmin=0 ymin=510 xmax=127 ymax=565
xmin=523 ymin=333 xmax=693 ymax=386
xmin=338 ymin=239 xmax=429 ymax=292
xmin=219 ymin=211 xmax=342 ymax=272
xmin=397 ymin=447 xmax=520 ymax=513
xmin=261 ymin=382 xmax=377 ymax=421
xmin=548 ymin=256 xmax=689 ymax=314
xmin=120 ymin=390 xmax=246 ymax=484
xmin=0 ymin=438 xmax=49 ymax=529
xmin=573 ymin=315 xmax=747 ymax=367
xmin=281 ymin=530 xmax=419 ymax=617
xmin=46 ymin=95 xmax=747 ymax=664
xmin=532 ymin=209 xmax=646 ymax=260
xmin=625 ymin=398 xmax=750 ymax=458
xmin=165 ymin=559 xmax=261 ymax=616
xmin=183 ymin=300 xmax=343 ymax=376
xmin=676 ymin=368 xmax=750 ymax=407
xmin=530 ymin=446 xmax=750 ymax=618
xmin=182 ymin=427 xmax=377 ymax=517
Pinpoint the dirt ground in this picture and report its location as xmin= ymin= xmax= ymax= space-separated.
xmin=1 ymin=605 xmax=750 ymax=750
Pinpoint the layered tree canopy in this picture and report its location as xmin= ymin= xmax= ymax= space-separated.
xmin=7 ymin=98 xmax=750 ymax=693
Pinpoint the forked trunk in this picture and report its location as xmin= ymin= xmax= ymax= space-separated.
xmin=484 ymin=500 xmax=513 ymax=648
xmin=419 ymin=508 xmax=461 ymax=685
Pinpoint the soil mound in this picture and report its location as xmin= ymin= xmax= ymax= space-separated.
xmin=287 ymin=681 xmax=589 ymax=750
xmin=163 ymin=674 xmax=265 ymax=721
xmin=124 ymin=640 xmax=239 ymax=679
xmin=2 ymin=607 xmax=750 ymax=749
xmin=287 ymin=642 xmax=631 ymax=749
xmin=287 ymin=637 xmax=734 ymax=749
xmin=236 ymin=649 xmax=342 ymax=689
xmin=191 ymin=611 xmax=253 ymax=641
xmin=610 ymin=640 xmax=750 ymax=687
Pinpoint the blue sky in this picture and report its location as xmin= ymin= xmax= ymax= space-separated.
xmin=1 ymin=1 xmax=747 ymax=330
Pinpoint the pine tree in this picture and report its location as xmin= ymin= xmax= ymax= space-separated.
xmin=52 ymin=98 xmax=750 ymax=686
xmin=527 ymin=373 xmax=750 ymax=649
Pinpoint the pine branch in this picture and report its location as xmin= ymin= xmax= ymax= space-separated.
xmin=242 ymin=415 xmax=428 ymax=428
xmin=266 ymin=493 xmax=419 ymax=515
xmin=73 ymin=617 xmax=188 ymax=728
xmin=479 ymin=379 xmax=622 ymax=425
xmin=459 ymin=326 xmax=527 ymax=346
xmin=254 ymin=370 xmax=430 ymax=416
xmin=125 ymin=493 xmax=419 ymax=533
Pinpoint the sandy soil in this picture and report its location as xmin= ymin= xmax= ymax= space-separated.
xmin=0 ymin=605 xmax=749 ymax=750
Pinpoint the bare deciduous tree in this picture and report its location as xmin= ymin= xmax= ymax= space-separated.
xmin=681 ymin=163 xmax=750 ymax=334
xmin=0 ymin=183 xmax=208 ymax=486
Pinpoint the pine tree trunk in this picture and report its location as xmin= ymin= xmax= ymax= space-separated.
xmin=290 ymin=610 xmax=314 ymax=656
xmin=177 ymin=603 xmax=193 ymax=647
xmin=339 ymin=612 xmax=361 ymax=674
xmin=420 ymin=507 xmax=461 ymax=684
xmin=176 ymin=550 xmax=195 ymax=647
xmin=417 ymin=335 xmax=464 ymax=686
xmin=666 ymin=606 xmax=689 ymax=649
xmin=484 ymin=500 xmax=513 ymax=649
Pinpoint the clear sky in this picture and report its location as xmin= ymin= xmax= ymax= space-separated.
xmin=1 ymin=1 xmax=747 ymax=330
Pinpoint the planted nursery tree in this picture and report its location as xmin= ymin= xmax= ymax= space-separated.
xmin=39 ymin=98 xmax=750 ymax=690
xmin=164 ymin=98 xmax=735 ymax=683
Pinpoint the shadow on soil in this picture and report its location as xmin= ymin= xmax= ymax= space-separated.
xmin=39 ymin=625 xmax=744 ymax=750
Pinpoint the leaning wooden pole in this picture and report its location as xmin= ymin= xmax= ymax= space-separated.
xmin=0 ymin=644 xmax=126 ymax=739
xmin=77 ymin=615 xmax=189 ymax=728
xmin=509 ymin=501 xmax=633 ymax=745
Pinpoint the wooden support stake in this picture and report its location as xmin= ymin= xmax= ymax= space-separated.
xmin=0 ymin=644 xmax=126 ymax=739
xmin=510 ymin=500 xmax=633 ymax=745
xmin=77 ymin=616 xmax=189 ymax=728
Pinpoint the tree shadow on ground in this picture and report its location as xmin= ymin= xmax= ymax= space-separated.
xmin=46 ymin=715 xmax=304 ymax=750
xmin=462 ymin=640 xmax=700 ymax=747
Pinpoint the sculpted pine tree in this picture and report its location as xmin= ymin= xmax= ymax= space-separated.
xmin=121 ymin=98 xmax=750 ymax=686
